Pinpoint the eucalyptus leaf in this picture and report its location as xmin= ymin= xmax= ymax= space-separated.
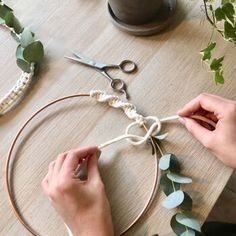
xmin=167 ymin=172 xmax=192 ymax=184
xmin=23 ymin=41 xmax=44 ymax=63
xmin=0 ymin=17 xmax=4 ymax=24
xmin=2 ymin=4 xmax=12 ymax=11
xmin=13 ymin=17 xmax=23 ymax=34
xmin=4 ymin=10 xmax=14 ymax=27
xmin=214 ymin=70 xmax=224 ymax=84
xmin=171 ymin=214 xmax=186 ymax=235
xmin=222 ymin=0 xmax=230 ymax=4
xmin=20 ymin=27 xmax=34 ymax=48
xmin=179 ymin=192 xmax=193 ymax=211
xmin=16 ymin=45 xmax=24 ymax=59
xmin=160 ymin=173 xmax=180 ymax=196
xmin=181 ymin=229 xmax=196 ymax=236
xmin=159 ymin=153 xmax=181 ymax=173
xmin=16 ymin=58 xmax=31 ymax=73
xmin=0 ymin=4 xmax=12 ymax=19
xmin=154 ymin=133 xmax=168 ymax=140
xmin=176 ymin=213 xmax=201 ymax=232
xmin=162 ymin=190 xmax=185 ymax=209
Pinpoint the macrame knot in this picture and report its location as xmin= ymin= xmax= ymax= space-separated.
xmin=90 ymin=90 xmax=162 ymax=147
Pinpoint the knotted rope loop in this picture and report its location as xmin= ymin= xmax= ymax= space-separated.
xmin=90 ymin=90 xmax=163 ymax=148
xmin=124 ymin=116 xmax=161 ymax=146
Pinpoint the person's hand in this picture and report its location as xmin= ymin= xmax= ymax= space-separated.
xmin=178 ymin=93 xmax=236 ymax=169
xmin=41 ymin=146 xmax=114 ymax=236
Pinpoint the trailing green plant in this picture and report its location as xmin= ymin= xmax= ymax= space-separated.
xmin=0 ymin=0 xmax=44 ymax=74
xmin=201 ymin=0 xmax=236 ymax=84
xmin=150 ymin=134 xmax=203 ymax=236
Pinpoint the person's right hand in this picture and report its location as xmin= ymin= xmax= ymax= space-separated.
xmin=178 ymin=93 xmax=236 ymax=169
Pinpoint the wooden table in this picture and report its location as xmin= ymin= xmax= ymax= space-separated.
xmin=0 ymin=0 xmax=235 ymax=235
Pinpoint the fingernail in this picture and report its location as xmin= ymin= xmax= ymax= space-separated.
xmin=177 ymin=109 xmax=182 ymax=115
xmin=97 ymin=149 xmax=101 ymax=158
xmin=179 ymin=117 xmax=186 ymax=125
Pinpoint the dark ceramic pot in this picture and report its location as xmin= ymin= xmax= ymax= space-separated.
xmin=108 ymin=0 xmax=162 ymax=25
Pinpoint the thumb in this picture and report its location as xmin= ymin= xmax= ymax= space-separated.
xmin=181 ymin=117 xmax=213 ymax=148
xmin=87 ymin=150 xmax=102 ymax=182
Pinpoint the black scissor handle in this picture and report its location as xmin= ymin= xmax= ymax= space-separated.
xmin=119 ymin=60 xmax=137 ymax=74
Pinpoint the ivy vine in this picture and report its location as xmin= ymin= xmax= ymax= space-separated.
xmin=0 ymin=0 xmax=44 ymax=74
xmin=201 ymin=0 xmax=236 ymax=84
xmin=150 ymin=134 xmax=203 ymax=236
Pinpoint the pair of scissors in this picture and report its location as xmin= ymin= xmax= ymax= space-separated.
xmin=65 ymin=52 xmax=137 ymax=98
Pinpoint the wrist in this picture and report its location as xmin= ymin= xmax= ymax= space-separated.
xmin=70 ymin=208 xmax=114 ymax=236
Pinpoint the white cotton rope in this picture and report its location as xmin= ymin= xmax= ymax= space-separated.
xmin=89 ymin=90 xmax=179 ymax=149
xmin=0 ymin=15 xmax=35 ymax=116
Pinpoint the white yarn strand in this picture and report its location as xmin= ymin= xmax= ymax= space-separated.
xmin=0 ymin=17 xmax=35 ymax=116
xmin=90 ymin=90 xmax=179 ymax=149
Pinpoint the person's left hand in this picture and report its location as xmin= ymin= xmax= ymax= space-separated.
xmin=41 ymin=146 xmax=114 ymax=236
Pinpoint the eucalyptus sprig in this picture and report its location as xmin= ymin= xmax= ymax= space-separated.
xmin=201 ymin=0 xmax=236 ymax=84
xmin=0 ymin=0 xmax=44 ymax=73
xmin=150 ymin=135 xmax=202 ymax=236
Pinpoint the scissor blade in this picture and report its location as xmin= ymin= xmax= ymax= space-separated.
xmin=65 ymin=55 xmax=97 ymax=68
xmin=73 ymin=52 xmax=107 ymax=69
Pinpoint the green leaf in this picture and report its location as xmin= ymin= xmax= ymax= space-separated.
xmin=160 ymin=173 xmax=180 ymax=196
xmin=179 ymin=192 xmax=193 ymax=211
xmin=210 ymin=57 xmax=224 ymax=71
xmin=167 ymin=172 xmax=192 ymax=184
xmin=222 ymin=2 xmax=235 ymax=22
xmin=16 ymin=58 xmax=31 ymax=73
xmin=16 ymin=45 xmax=24 ymax=59
xmin=224 ymin=21 xmax=236 ymax=40
xmin=154 ymin=133 xmax=168 ymax=140
xmin=176 ymin=213 xmax=201 ymax=232
xmin=20 ymin=27 xmax=34 ymax=48
xmin=159 ymin=153 xmax=181 ymax=172
xmin=0 ymin=17 xmax=4 ymax=24
xmin=2 ymin=4 xmax=12 ymax=11
xmin=214 ymin=70 xmax=225 ymax=84
xmin=200 ymin=42 xmax=216 ymax=61
xmin=222 ymin=0 xmax=229 ymax=4
xmin=4 ymin=10 xmax=14 ymax=27
xmin=162 ymin=190 xmax=185 ymax=209
xmin=181 ymin=229 xmax=196 ymax=236
xmin=206 ymin=41 xmax=216 ymax=51
xmin=13 ymin=17 xmax=23 ymax=34
xmin=215 ymin=7 xmax=225 ymax=21
xmin=0 ymin=4 xmax=12 ymax=19
xmin=171 ymin=214 xmax=186 ymax=235
xmin=23 ymin=41 xmax=44 ymax=63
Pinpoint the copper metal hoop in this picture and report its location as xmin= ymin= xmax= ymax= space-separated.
xmin=5 ymin=93 xmax=161 ymax=236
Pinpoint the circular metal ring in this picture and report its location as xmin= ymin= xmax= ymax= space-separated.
xmin=5 ymin=93 xmax=160 ymax=235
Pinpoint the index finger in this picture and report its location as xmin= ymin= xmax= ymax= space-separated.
xmin=61 ymin=146 xmax=99 ymax=175
xmin=178 ymin=93 xmax=226 ymax=119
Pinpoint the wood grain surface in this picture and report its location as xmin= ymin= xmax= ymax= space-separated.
xmin=0 ymin=0 xmax=236 ymax=235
